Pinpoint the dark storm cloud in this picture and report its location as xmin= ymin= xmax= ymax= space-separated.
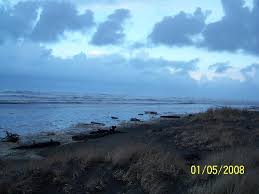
xmin=149 ymin=0 xmax=259 ymax=55
xmin=149 ymin=8 xmax=208 ymax=46
xmin=91 ymin=9 xmax=130 ymax=45
xmin=0 ymin=41 xmax=199 ymax=94
xmin=0 ymin=0 xmax=94 ymax=43
xmin=0 ymin=41 xmax=258 ymax=99
xmin=209 ymin=62 xmax=232 ymax=73
xmin=202 ymin=0 xmax=254 ymax=52
xmin=31 ymin=1 xmax=94 ymax=42
xmin=0 ymin=1 xmax=39 ymax=42
xmin=0 ymin=41 xmax=196 ymax=79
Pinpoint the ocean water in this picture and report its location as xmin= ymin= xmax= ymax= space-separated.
xmin=0 ymin=91 xmax=258 ymax=137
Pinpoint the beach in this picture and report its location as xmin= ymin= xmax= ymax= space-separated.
xmin=1 ymin=0 xmax=259 ymax=193
xmin=0 ymin=107 xmax=259 ymax=194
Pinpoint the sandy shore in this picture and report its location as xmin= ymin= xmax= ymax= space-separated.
xmin=0 ymin=108 xmax=259 ymax=194
xmin=0 ymin=118 xmax=161 ymax=159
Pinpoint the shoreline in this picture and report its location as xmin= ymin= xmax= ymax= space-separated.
xmin=1 ymin=107 xmax=259 ymax=160
xmin=0 ymin=114 xmax=166 ymax=159
xmin=0 ymin=107 xmax=259 ymax=193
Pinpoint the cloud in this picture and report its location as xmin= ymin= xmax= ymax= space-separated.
xmin=202 ymin=0 xmax=254 ymax=52
xmin=130 ymin=57 xmax=198 ymax=71
xmin=0 ymin=41 xmax=196 ymax=79
xmin=31 ymin=1 xmax=94 ymax=42
xmin=149 ymin=8 xmax=208 ymax=46
xmin=0 ymin=1 xmax=95 ymax=43
xmin=209 ymin=62 xmax=232 ymax=73
xmin=0 ymin=1 xmax=39 ymax=42
xmin=1 ymin=41 xmax=258 ymax=100
xmin=0 ymin=41 xmax=200 ymax=95
xmin=211 ymin=0 xmax=259 ymax=55
xmin=91 ymin=9 xmax=130 ymax=45
xmin=148 ymin=0 xmax=259 ymax=55
xmin=241 ymin=63 xmax=259 ymax=82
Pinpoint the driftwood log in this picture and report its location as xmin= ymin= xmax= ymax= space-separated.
xmin=160 ymin=115 xmax=181 ymax=119
xmin=130 ymin=118 xmax=141 ymax=122
xmin=2 ymin=131 xmax=20 ymax=143
xmin=144 ymin=111 xmax=158 ymax=115
xmin=12 ymin=140 xmax=60 ymax=149
xmin=72 ymin=126 xmax=123 ymax=141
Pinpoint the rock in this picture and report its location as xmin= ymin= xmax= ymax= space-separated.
xmin=144 ymin=111 xmax=158 ymax=115
xmin=160 ymin=115 xmax=181 ymax=119
xmin=12 ymin=140 xmax=60 ymax=149
xmin=91 ymin=122 xmax=105 ymax=126
xmin=2 ymin=131 xmax=20 ymax=143
xmin=130 ymin=118 xmax=141 ymax=122
xmin=111 ymin=117 xmax=119 ymax=120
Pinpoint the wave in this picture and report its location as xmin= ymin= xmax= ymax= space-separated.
xmin=0 ymin=91 xmax=257 ymax=106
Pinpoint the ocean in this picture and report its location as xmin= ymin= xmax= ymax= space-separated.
xmin=0 ymin=91 xmax=258 ymax=137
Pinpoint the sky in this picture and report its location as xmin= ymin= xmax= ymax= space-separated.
xmin=0 ymin=0 xmax=259 ymax=100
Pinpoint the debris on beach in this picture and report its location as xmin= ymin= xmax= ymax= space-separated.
xmin=130 ymin=118 xmax=141 ymax=122
xmin=160 ymin=115 xmax=181 ymax=119
xmin=72 ymin=126 xmax=122 ymax=141
xmin=144 ymin=111 xmax=158 ymax=115
xmin=111 ymin=116 xmax=119 ymax=120
xmin=90 ymin=121 xmax=105 ymax=126
xmin=1 ymin=131 xmax=20 ymax=143
xmin=110 ymin=126 xmax=116 ymax=132
xmin=12 ymin=139 xmax=60 ymax=149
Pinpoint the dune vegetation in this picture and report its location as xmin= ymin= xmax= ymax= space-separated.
xmin=0 ymin=108 xmax=259 ymax=194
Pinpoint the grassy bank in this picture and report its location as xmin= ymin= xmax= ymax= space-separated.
xmin=0 ymin=108 xmax=259 ymax=194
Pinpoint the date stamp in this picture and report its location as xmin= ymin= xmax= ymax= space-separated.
xmin=190 ymin=165 xmax=245 ymax=175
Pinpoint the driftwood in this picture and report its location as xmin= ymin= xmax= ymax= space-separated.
xmin=160 ymin=115 xmax=181 ymax=119
xmin=2 ymin=131 xmax=20 ymax=143
xmin=130 ymin=118 xmax=141 ymax=122
xmin=111 ymin=116 xmax=119 ymax=120
xmin=90 ymin=122 xmax=105 ymax=126
xmin=72 ymin=126 xmax=123 ymax=141
xmin=72 ymin=132 xmax=109 ymax=141
xmin=144 ymin=111 xmax=158 ymax=115
xmin=12 ymin=140 xmax=60 ymax=150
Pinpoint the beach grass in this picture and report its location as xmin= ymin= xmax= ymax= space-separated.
xmin=0 ymin=107 xmax=259 ymax=194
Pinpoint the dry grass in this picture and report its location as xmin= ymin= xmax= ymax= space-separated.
xmin=172 ymin=107 xmax=258 ymax=152
xmin=189 ymin=173 xmax=259 ymax=194
xmin=0 ymin=107 xmax=259 ymax=193
xmin=188 ymin=147 xmax=259 ymax=194
xmin=196 ymin=107 xmax=249 ymax=122
xmin=0 ymin=143 xmax=188 ymax=194
xmin=113 ymin=145 xmax=187 ymax=194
